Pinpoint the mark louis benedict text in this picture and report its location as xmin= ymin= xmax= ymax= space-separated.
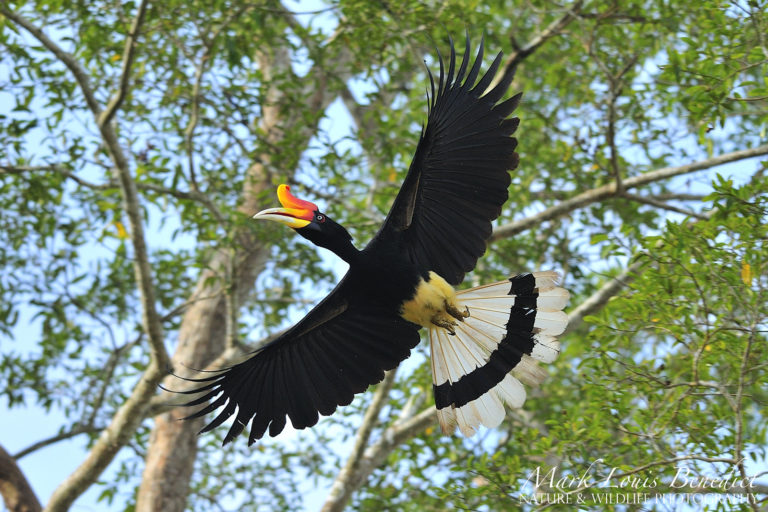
xmin=518 ymin=458 xmax=760 ymax=506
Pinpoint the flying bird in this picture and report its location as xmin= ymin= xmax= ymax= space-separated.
xmin=179 ymin=37 xmax=569 ymax=445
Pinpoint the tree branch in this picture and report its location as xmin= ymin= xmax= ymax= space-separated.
xmin=565 ymin=260 xmax=644 ymax=334
xmin=320 ymin=407 xmax=436 ymax=512
xmin=0 ymin=444 xmax=41 ymax=512
xmin=0 ymin=7 xmax=96 ymax=112
xmin=0 ymin=164 xmax=107 ymax=190
xmin=489 ymin=0 xmax=584 ymax=90
xmin=622 ymin=192 xmax=709 ymax=220
xmin=0 ymin=163 xmax=228 ymax=227
xmin=12 ymin=426 xmax=102 ymax=461
xmin=323 ymin=370 xmax=398 ymax=512
xmin=2 ymin=6 xmax=174 ymax=511
xmin=590 ymin=47 xmax=639 ymax=193
xmin=491 ymin=143 xmax=768 ymax=241
xmin=98 ymin=0 xmax=149 ymax=127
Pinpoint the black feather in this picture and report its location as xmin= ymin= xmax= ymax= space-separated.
xmin=175 ymin=35 xmax=518 ymax=444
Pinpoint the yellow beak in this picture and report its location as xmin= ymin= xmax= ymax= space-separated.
xmin=252 ymin=207 xmax=312 ymax=229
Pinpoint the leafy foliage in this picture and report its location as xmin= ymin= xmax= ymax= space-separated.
xmin=1 ymin=0 xmax=767 ymax=511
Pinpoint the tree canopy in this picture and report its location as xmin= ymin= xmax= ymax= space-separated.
xmin=1 ymin=1 xmax=766 ymax=511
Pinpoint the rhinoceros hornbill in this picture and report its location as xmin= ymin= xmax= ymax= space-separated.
xmin=177 ymin=37 xmax=569 ymax=445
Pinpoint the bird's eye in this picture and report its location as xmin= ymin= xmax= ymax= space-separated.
xmin=315 ymin=213 xmax=325 ymax=223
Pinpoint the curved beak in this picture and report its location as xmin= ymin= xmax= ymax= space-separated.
xmin=252 ymin=207 xmax=312 ymax=229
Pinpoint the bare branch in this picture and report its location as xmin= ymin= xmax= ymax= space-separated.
xmin=565 ymin=260 xmax=644 ymax=334
xmin=654 ymin=192 xmax=706 ymax=201
xmin=182 ymin=4 xmax=257 ymax=192
xmin=1 ymin=164 xmax=108 ymax=190
xmin=184 ymin=53 xmax=207 ymax=191
xmin=133 ymin=181 xmax=228 ymax=227
xmin=491 ymin=143 xmax=768 ymax=241
xmin=1 ymin=163 xmax=228 ymax=228
xmin=590 ymin=45 xmax=639 ymax=193
xmin=489 ymin=0 xmax=584 ymax=90
xmin=623 ymin=192 xmax=709 ymax=220
xmin=320 ymin=407 xmax=436 ymax=512
xmin=323 ymin=370 xmax=398 ymax=512
xmin=12 ymin=426 xmax=102 ymax=461
xmin=224 ymin=249 xmax=238 ymax=350
xmin=0 ymin=444 xmax=42 ymax=512
xmin=98 ymin=0 xmax=149 ymax=127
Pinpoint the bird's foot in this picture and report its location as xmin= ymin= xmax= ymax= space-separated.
xmin=431 ymin=315 xmax=458 ymax=336
xmin=445 ymin=301 xmax=470 ymax=321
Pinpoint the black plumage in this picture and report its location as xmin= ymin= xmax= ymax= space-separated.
xmin=177 ymin=36 xmax=561 ymax=445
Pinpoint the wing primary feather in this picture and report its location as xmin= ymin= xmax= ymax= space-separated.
xmin=426 ymin=77 xmax=433 ymax=117
xmin=472 ymin=50 xmax=503 ymax=97
xmin=182 ymin=389 xmax=223 ymax=408
xmin=482 ymin=61 xmax=516 ymax=105
xmin=184 ymin=393 xmax=227 ymax=421
xmin=270 ymin=347 xmax=291 ymax=435
xmin=463 ymin=34 xmax=485 ymax=91
xmin=224 ymin=416 xmax=247 ymax=444
xmin=301 ymin=341 xmax=344 ymax=414
xmin=268 ymin=411 xmax=286 ymax=438
xmin=198 ymin=401 xmax=237 ymax=435
xmin=444 ymin=35 xmax=456 ymax=97
xmin=307 ymin=336 xmax=356 ymax=404
xmin=169 ymin=371 xmax=227 ymax=383
xmin=497 ymin=93 xmax=523 ymax=119
xmin=170 ymin=379 xmax=221 ymax=395
xmin=453 ymin=34 xmax=471 ymax=86
xmin=435 ymin=44 xmax=445 ymax=102
xmin=250 ymin=359 xmax=277 ymax=441
xmin=287 ymin=344 xmax=321 ymax=428
xmin=291 ymin=343 xmax=326 ymax=412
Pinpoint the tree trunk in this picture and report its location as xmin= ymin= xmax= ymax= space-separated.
xmin=135 ymin=38 xmax=354 ymax=512
xmin=135 ymin=242 xmax=269 ymax=512
xmin=0 ymin=445 xmax=42 ymax=512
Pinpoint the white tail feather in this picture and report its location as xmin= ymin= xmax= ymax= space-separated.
xmin=511 ymin=354 xmax=548 ymax=386
xmin=430 ymin=271 xmax=569 ymax=436
xmin=534 ymin=310 xmax=568 ymax=335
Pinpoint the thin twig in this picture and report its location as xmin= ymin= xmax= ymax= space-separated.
xmin=622 ymin=192 xmax=709 ymax=220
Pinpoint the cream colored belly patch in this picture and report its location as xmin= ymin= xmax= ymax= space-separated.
xmin=399 ymin=271 xmax=466 ymax=331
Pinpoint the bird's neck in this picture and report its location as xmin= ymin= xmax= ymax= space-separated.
xmin=329 ymin=238 xmax=361 ymax=265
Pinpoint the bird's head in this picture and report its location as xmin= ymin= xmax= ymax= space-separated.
xmin=253 ymin=184 xmax=353 ymax=253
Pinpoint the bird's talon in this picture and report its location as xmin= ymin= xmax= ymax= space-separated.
xmin=445 ymin=301 xmax=470 ymax=321
xmin=431 ymin=316 xmax=457 ymax=335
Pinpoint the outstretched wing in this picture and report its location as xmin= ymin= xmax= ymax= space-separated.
xmin=179 ymin=276 xmax=420 ymax=445
xmin=372 ymin=37 xmax=520 ymax=285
